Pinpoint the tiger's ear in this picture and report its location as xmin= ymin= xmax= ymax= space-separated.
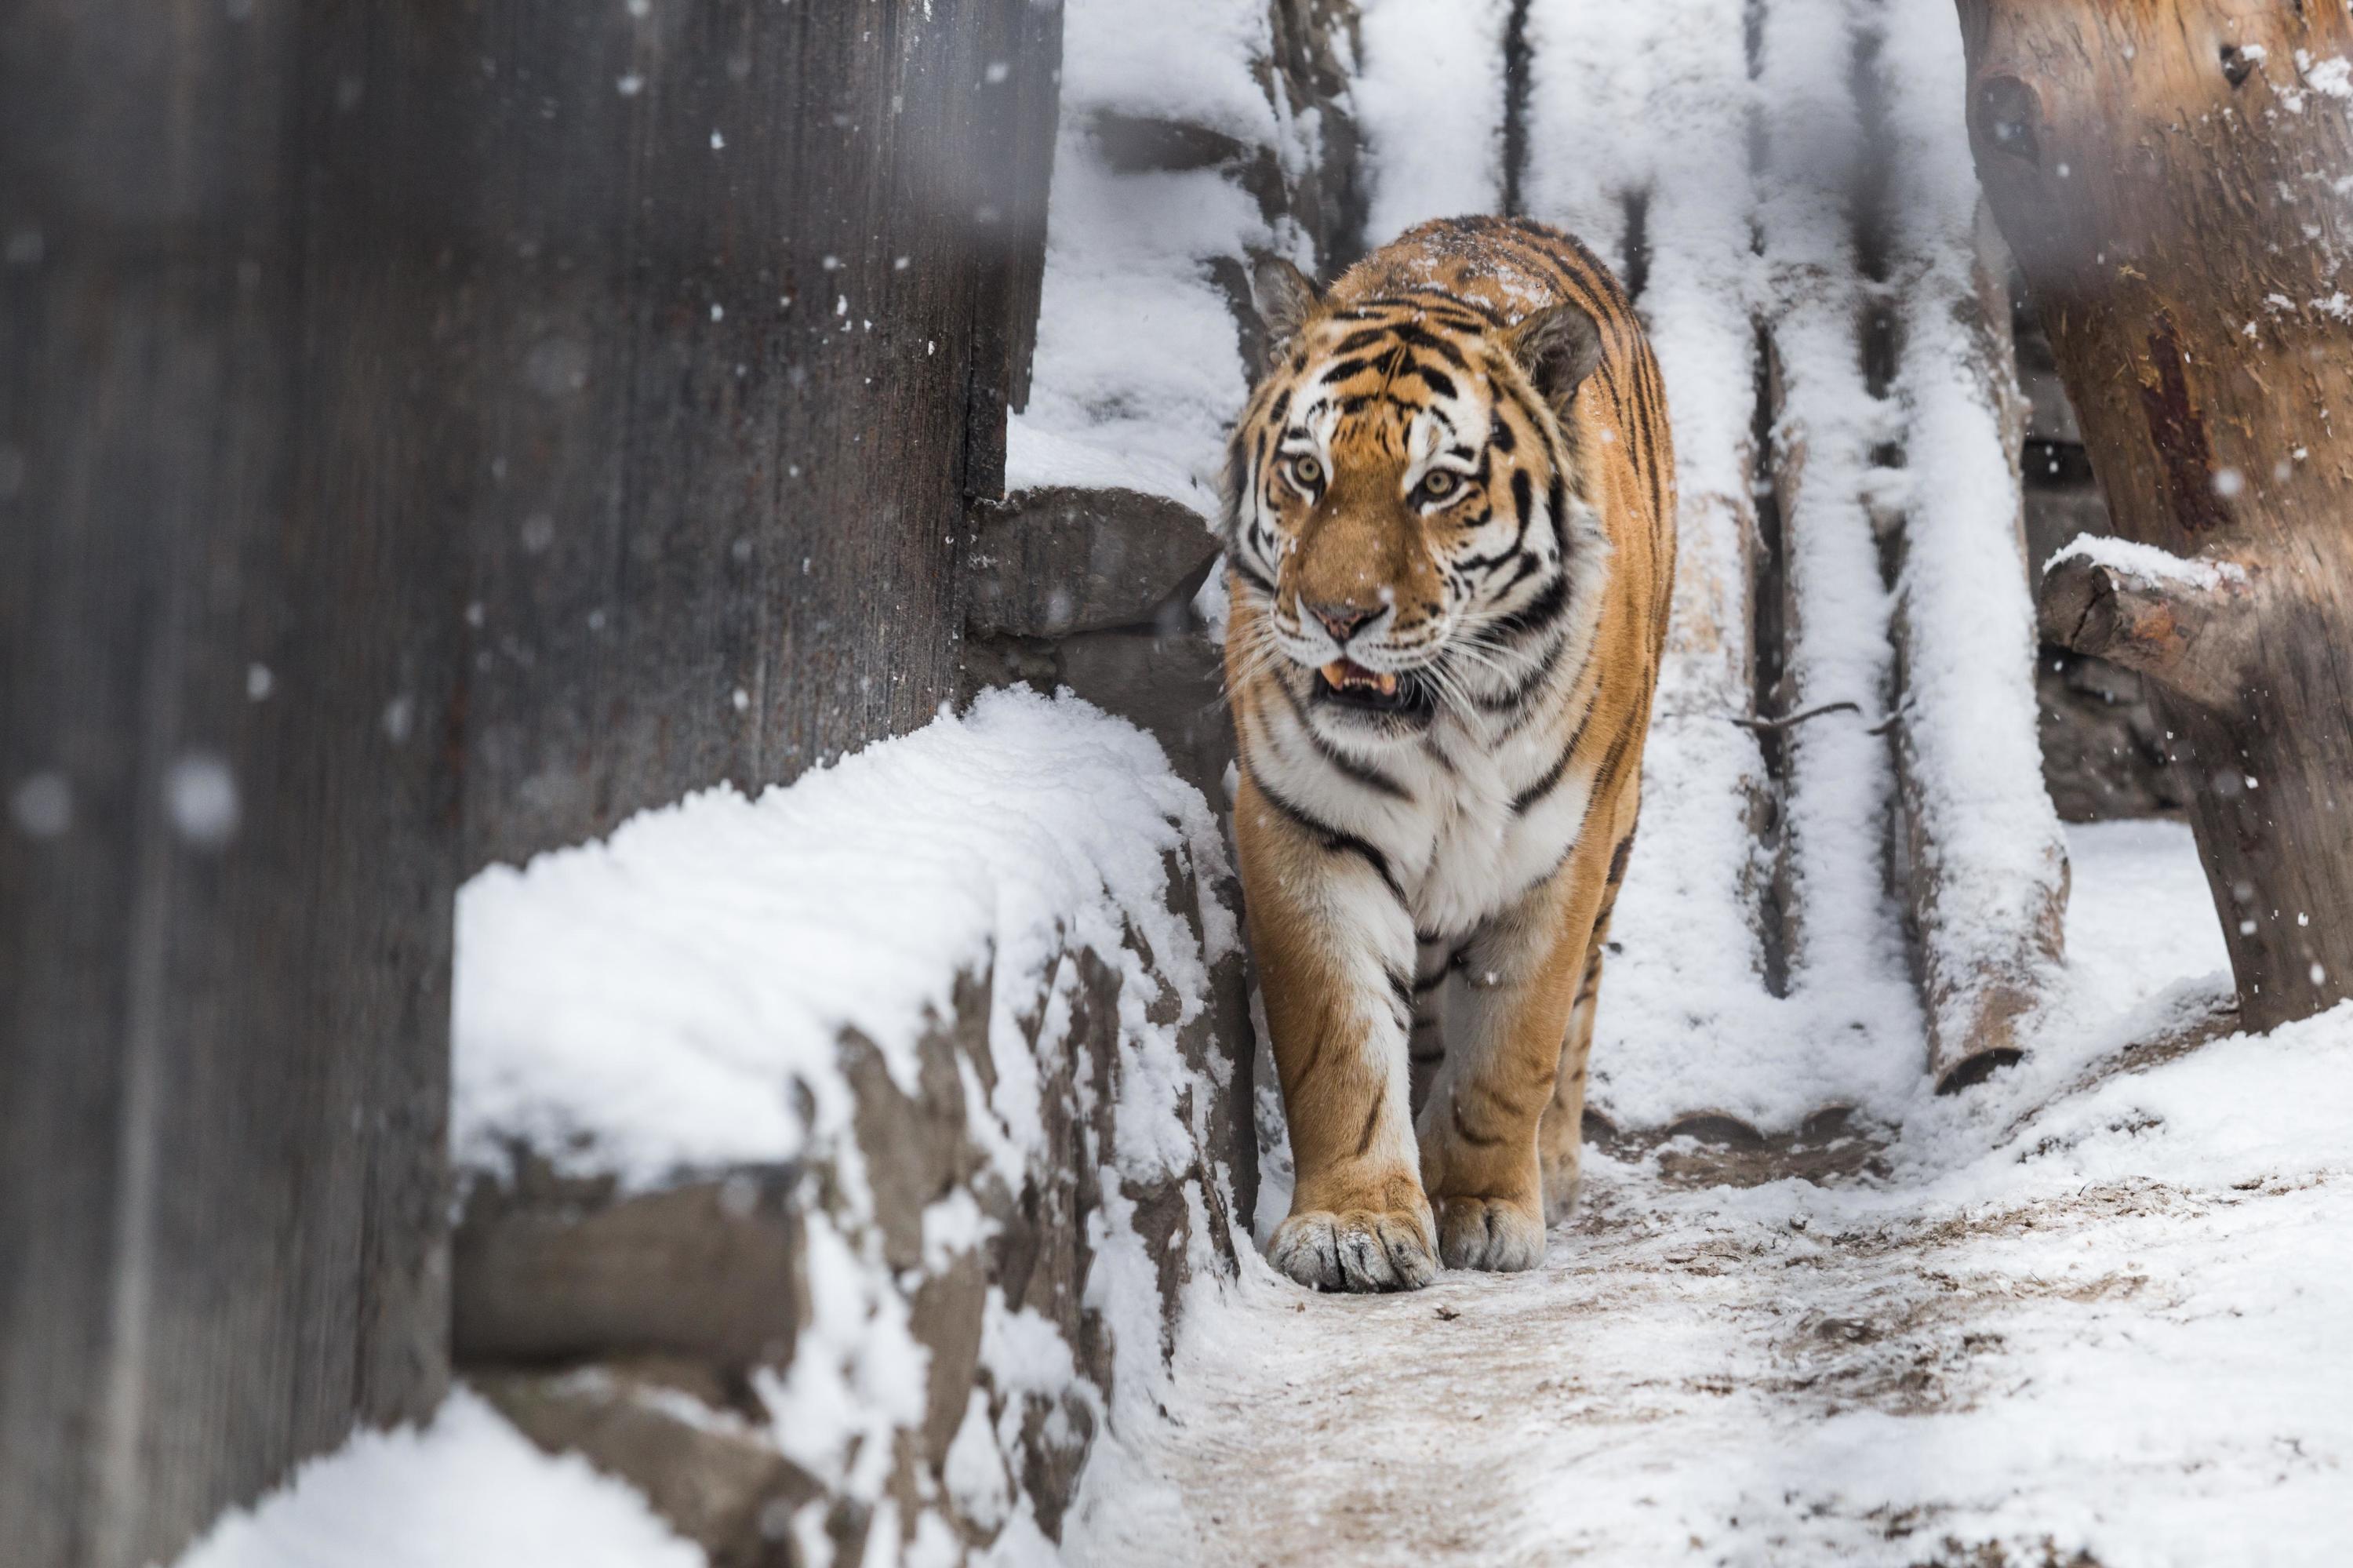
xmin=1249 ymin=256 xmax=1324 ymax=366
xmin=1508 ymin=301 xmax=1605 ymax=410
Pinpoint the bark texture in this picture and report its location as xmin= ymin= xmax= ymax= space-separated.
xmin=1958 ymin=0 xmax=2353 ymax=1030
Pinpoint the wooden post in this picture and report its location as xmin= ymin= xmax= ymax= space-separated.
xmin=0 ymin=6 xmax=460 ymax=1565
xmin=1957 ymin=0 xmax=2353 ymax=1031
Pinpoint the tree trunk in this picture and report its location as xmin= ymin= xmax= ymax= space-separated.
xmin=1956 ymin=0 xmax=2353 ymax=1031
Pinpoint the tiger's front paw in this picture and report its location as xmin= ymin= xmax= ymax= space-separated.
xmin=1269 ymin=1204 xmax=1441 ymax=1293
xmin=1436 ymin=1194 xmax=1545 ymax=1272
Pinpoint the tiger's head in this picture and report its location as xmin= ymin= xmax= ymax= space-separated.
xmin=1222 ymin=257 xmax=1609 ymax=737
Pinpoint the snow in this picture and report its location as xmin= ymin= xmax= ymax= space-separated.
xmin=1005 ymin=0 xmax=1293 ymax=514
xmin=1094 ymin=822 xmax=2353 ymax=1566
xmin=453 ymin=686 xmax=1231 ymax=1191
xmin=171 ymin=1389 xmax=705 ymax=1568
xmin=2045 ymin=531 xmax=2249 ymax=589
xmin=1352 ymin=0 xmax=1510 ymax=249
xmin=1522 ymin=0 xmax=1793 ymax=1131
xmin=1880 ymin=0 xmax=2071 ymax=1071
xmin=1750 ymin=0 xmax=1925 ymax=1106
xmin=444 ymin=680 xmax=1248 ymax=1562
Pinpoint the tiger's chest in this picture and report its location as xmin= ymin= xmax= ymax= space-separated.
xmin=1389 ymin=715 xmax=1599 ymax=939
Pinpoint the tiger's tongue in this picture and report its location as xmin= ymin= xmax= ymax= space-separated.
xmin=1320 ymin=659 xmax=1399 ymax=696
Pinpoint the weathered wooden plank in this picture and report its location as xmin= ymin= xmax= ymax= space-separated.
xmin=0 ymin=4 xmax=464 ymax=1564
xmin=452 ymin=0 xmax=1062 ymax=871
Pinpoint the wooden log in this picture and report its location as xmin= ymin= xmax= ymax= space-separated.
xmin=2038 ymin=547 xmax=2262 ymax=711
xmin=1957 ymin=0 xmax=2353 ymax=1030
xmin=0 ymin=6 xmax=462 ymax=1565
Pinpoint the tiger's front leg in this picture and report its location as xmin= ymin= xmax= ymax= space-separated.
xmin=1235 ymin=771 xmax=1438 ymax=1293
xmin=1416 ymin=856 xmax=1607 ymax=1273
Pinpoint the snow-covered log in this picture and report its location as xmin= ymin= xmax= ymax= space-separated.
xmin=1958 ymin=0 xmax=2353 ymax=1031
xmin=2038 ymin=539 xmax=2263 ymax=712
xmin=1879 ymin=2 xmax=2071 ymax=1089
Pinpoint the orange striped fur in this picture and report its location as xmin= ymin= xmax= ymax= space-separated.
xmin=1222 ymin=216 xmax=1675 ymax=1291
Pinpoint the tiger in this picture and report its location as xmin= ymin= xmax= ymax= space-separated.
xmin=1221 ymin=214 xmax=1676 ymax=1293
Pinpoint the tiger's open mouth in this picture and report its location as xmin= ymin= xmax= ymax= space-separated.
xmin=1320 ymin=658 xmax=1398 ymax=698
xmin=1314 ymin=657 xmax=1427 ymax=719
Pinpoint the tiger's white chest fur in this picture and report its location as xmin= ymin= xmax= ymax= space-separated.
xmin=1249 ymin=653 xmax=1602 ymax=944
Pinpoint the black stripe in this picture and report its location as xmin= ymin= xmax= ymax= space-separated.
xmin=1548 ymin=473 xmax=1570 ymax=555
xmin=1385 ymin=964 xmax=1415 ymax=1015
xmin=1471 ymin=620 xmax=1569 ymax=713
xmin=1489 ymin=413 xmax=1517 ymax=453
xmin=1512 ymin=700 xmax=1597 ymax=815
xmin=1638 ymin=353 xmax=1671 ymax=523
xmin=1488 ymin=575 xmax=1570 ymax=642
xmin=1449 ymin=1097 xmax=1505 ymax=1149
xmin=1273 ymin=675 xmax=1413 ymax=802
xmin=1231 ymin=555 xmax=1277 ymax=598
xmin=1354 ymin=1090 xmax=1387 ymax=1158
xmin=1580 ymin=713 xmax=1645 ymax=833
xmin=1455 ymin=548 xmax=1522 ymax=579
xmin=1413 ymin=364 xmax=1459 ymax=399
xmin=1606 ymin=831 xmax=1635 ymax=886
xmin=1246 ymin=762 xmax=1407 ymax=906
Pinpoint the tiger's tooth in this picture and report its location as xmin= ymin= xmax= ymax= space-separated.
xmin=1377 ymin=672 xmax=1398 ymax=696
xmin=1321 ymin=661 xmax=1347 ymax=686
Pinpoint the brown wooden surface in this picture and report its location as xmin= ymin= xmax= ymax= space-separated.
xmin=2 ymin=4 xmax=1062 ymax=1565
xmin=0 ymin=6 xmax=462 ymax=1565
xmin=452 ymin=0 xmax=1060 ymax=872
xmin=1959 ymin=0 xmax=2353 ymax=1031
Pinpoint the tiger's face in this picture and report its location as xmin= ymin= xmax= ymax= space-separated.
xmin=1224 ymin=260 xmax=1606 ymax=737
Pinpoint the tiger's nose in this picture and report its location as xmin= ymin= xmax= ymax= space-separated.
xmin=1307 ymin=600 xmax=1380 ymax=644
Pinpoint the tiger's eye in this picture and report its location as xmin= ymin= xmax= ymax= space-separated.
xmin=1290 ymin=455 xmax=1323 ymax=487
xmin=1417 ymin=469 xmax=1457 ymax=502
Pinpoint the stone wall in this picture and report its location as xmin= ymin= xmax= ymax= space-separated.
xmin=453 ymin=864 xmax=1254 ymax=1566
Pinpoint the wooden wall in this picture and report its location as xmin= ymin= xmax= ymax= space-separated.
xmin=0 ymin=3 xmax=1060 ymax=1564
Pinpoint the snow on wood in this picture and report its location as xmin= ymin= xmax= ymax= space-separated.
xmin=171 ymin=1390 xmax=707 ymax=1568
xmin=1352 ymin=0 xmax=1511 ymax=248
xmin=1522 ymin=0 xmax=1791 ymax=1133
xmin=1878 ymin=0 xmax=2070 ymax=1087
xmin=1006 ymin=0 xmax=1296 ymax=513
xmin=2043 ymin=532 xmax=2251 ymax=589
xmin=1755 ymin=0 xmax=1928 ymax=1110
xmin=451 ymin=688 xmax=1250 ymax=1557
xmin=454 ymin=688 xmax=1231 ymax=1189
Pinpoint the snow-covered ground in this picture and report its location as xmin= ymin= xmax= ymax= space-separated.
xmin=1085 ymin=822 xmax=2353 ymax=1567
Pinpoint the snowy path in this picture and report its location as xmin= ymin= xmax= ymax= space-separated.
xmin=1082 ymin=825 xmax=2353 ymax=1566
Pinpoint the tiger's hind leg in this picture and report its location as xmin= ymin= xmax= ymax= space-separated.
xmin=1537 ymin=926 xmax=1607 ymax=1225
